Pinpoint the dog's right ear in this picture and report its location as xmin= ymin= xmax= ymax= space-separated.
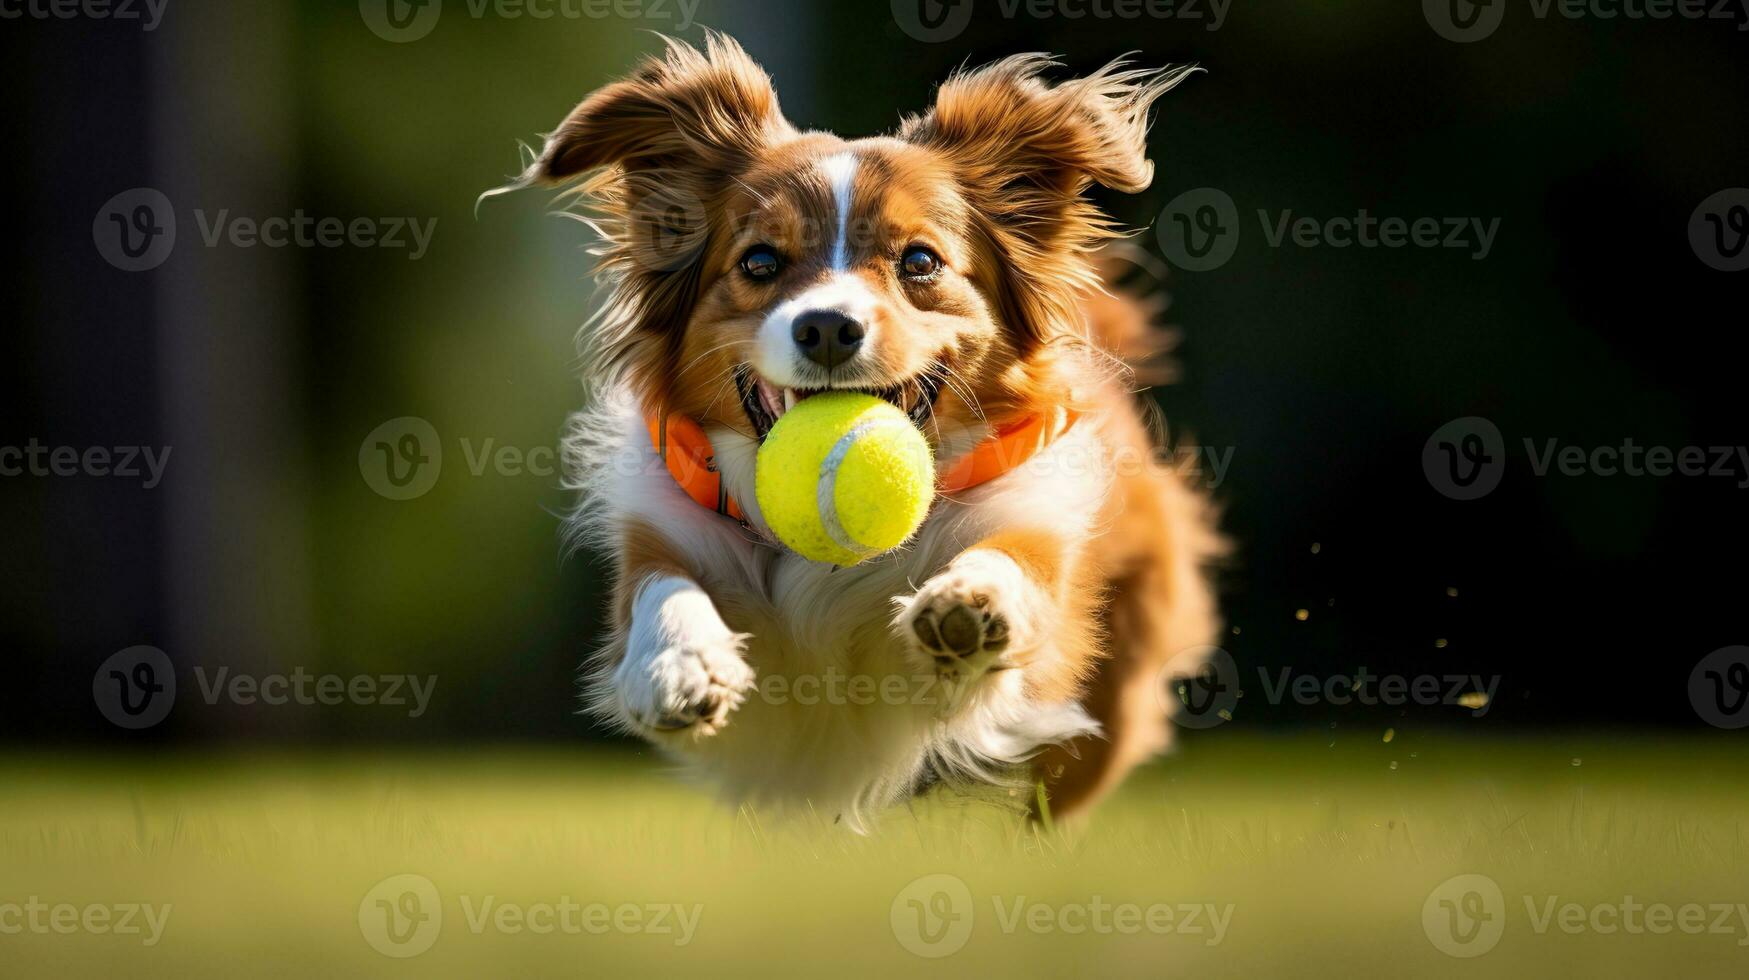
xmin=510 ymin=34 xmax=791 ymax=189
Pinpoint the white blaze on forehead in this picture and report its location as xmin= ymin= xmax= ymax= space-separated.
xmin=819 ymin=151 xmax=858 ymax=271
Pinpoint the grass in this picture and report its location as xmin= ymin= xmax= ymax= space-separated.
xmin=3 ymin=731 xmax=1747 ymax=977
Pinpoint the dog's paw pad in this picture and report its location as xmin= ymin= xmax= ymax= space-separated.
xmin=900 ymin=550 xmax=1032 ymax=679
xmin=616 ymin=635 xmax=754 ymax=737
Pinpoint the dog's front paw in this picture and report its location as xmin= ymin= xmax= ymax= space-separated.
xmin=899 ymin=550 xmax=1038 ymax=685
xmin=614 ymin=634 xmax=754 ymax=736
xmin=614 ymin=576 xmax=755 ymax=737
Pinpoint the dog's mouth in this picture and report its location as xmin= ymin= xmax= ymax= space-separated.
xmin=734 ymin=364 xmax=946 ymax=441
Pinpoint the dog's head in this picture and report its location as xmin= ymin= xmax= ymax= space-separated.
xmin=508 ymin=35 xmax=1188 ymax=447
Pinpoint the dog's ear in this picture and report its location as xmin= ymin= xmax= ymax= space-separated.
xmin=900 ymin=56 xmax=1195 ymax=344
xmin=484 ymin=35 xmax=792 ymax=402
xmin=525 ymin=33 xmax=792 ymax=185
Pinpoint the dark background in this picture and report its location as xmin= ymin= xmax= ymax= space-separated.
xmin=3 ymin=0 xmax=1745 ymax=743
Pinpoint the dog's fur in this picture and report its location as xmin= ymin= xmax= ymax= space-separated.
xmin=502 ymin=35 xmax=1223 ymax=830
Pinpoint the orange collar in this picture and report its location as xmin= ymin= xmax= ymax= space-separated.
xmin=646 ymin=409 xmax=1079 ymax=527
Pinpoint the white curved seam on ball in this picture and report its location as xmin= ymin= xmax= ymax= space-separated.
xmin=816 ymin=418 xmax=895 ymax=557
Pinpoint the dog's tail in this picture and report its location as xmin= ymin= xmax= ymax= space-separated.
xmin=1080 ymin=241 xmax=1180 ymax=388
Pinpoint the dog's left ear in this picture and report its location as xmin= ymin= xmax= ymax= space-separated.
xmin=902 ymin=54 xmax=1188 ymax=197
xmin=900 ymin=56 xmax=1195 ymax=342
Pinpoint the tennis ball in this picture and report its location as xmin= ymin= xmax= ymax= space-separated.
xmin=755 ymin=392 xmax=935 ymax=566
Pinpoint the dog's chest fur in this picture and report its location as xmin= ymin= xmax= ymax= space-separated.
xmin=568 ymin=389 xmax=1112 ymax=828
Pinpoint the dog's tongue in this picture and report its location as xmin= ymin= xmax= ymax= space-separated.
xmin=755 ymin=378 xmax=786 ymax=420
xmin=757 ymin=380 xmax=827 ymax=421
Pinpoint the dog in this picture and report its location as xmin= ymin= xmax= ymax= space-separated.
xmin=493 ymin=34 xmax=1223 ymax=830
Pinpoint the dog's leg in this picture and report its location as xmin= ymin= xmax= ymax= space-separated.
xmin=897 ymin=529 xmax=1087 ymax=698
xmin=604 ymin=523 xmax=755 ymax=736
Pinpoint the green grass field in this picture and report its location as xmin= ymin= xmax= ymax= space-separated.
xmin=4 ymin=732 xmax=1747 ymax=977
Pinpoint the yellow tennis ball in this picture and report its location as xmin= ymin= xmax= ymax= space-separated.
xmin=755 ymin=392 xmax=935 ymax=566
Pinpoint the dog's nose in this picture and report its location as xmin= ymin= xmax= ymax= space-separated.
xmin=791 ymin=310 xmax=865 ymax=370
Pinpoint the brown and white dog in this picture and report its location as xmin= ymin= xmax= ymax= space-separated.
xmin=496 ymin=35 xmax=1223 ymax=829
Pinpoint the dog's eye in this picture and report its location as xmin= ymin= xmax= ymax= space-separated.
xmin=739 ymin=246 xmax=782 ymax=281
xmin=900 ymin=246 xmax=941 ymax=279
